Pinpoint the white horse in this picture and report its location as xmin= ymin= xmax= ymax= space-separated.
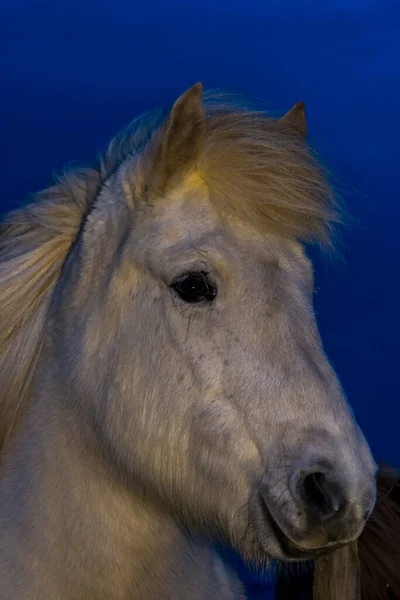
xmin=0 ymin=84 xmax=376 ymax=599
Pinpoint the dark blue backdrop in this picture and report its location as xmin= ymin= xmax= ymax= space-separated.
xmin=1 ymin=1 xmax=399 ymax=597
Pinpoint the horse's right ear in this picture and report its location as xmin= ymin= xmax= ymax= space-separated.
xmin=155 ymin=83 xmax=205 ymax=191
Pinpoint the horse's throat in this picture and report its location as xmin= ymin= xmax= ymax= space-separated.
xmin=0 ymin=394 xmax=242 ymax=599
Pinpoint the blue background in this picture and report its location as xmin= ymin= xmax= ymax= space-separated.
xmin=1 ymin=1 xmax=399 ymax=597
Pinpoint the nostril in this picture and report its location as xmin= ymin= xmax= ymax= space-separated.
xmin=302 ymin=472 xmax=345 ymax=519
xmin=303 ymin=473 xmax=329 ymax=513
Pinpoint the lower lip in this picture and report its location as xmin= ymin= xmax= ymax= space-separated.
xmin=260 ymin=496 xmax=344 ymax=560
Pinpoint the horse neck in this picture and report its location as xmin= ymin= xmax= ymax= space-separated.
xmin=0 ymin=389 xmax=240 ymax=600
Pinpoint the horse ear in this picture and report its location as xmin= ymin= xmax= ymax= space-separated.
xmin=157 ymin=83 xmax=205 ymax=189
xmin=279 ymin=101 xmax=307 ymax=138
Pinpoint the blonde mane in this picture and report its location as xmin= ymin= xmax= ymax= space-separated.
xmin=0 ymin=91 xmax=340 ymax=454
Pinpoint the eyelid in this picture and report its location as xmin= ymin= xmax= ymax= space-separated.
xmin=170 ymin=260 xmax=209 ymax=274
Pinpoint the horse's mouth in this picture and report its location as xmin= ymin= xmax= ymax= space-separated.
xmin=259 ymin=495 xmax=345 ymax=561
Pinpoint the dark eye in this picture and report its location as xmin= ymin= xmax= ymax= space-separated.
xmin=171 ymin=271 xmax=217 ymax=304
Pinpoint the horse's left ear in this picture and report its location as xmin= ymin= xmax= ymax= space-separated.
xmin=279 ymin=101 xmax=307 ymax=138
xmin=157 ymin=83 xmax=205 ymax=190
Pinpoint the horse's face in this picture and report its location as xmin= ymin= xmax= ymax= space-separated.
xmin=53 ymin=86 xmax=377 ymax=564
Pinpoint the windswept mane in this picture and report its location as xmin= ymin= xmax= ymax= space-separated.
xmin=0 ymin=169 xmax=101 ymax=452
xmin=0 ymin=90 xmax=340 ymax=454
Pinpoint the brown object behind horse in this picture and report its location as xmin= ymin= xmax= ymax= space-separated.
xmin=312 ymin=464 xmax=400 ymax=600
